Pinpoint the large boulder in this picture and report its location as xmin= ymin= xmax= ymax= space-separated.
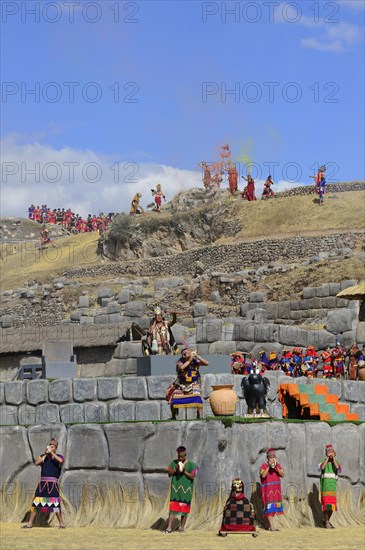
xmin=0 ymin=426 xmax=33 ymax=484
xmin=104 ymin=424 xmax=155 ymax=471
xmin=124 ymin=301 xmax=146 ymax=318
xmin=4 ymin=382 xmax=24 ymax=405
xmin=27 ymin=380 xmax=48 ymax=405
xmin=326 ymin=310 xmax=353 ymax=334
xmin=66 ymin=425 xmax=109 ymax=469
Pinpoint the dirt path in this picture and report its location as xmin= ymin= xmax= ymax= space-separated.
xmin=1 ymin=523 xmax=364 ymax=550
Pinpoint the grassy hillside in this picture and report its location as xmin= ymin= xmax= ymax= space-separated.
xmin=1 ymin=189 xmax=364 ymax=290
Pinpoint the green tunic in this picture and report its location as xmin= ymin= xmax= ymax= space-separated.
xmin=167 ymin=460 xmax=199 ymax=516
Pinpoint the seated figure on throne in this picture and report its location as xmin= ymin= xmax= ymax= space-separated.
xmin=146 ymin=307 xmax=178 ymax=355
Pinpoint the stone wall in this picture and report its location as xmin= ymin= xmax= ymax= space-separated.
xmin=1 ymin=373 xmax=364 ymax=426
xmin=1 ymin=420 xmax=364 ymax=524
xmin=274 ymin=181 xmax=365 ymax=198
xmin=64 ymin=231 xmax=364 ymax=278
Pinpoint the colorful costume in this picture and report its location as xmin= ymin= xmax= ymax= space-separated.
xmin=227 ymin=163 xmax=238 ymax=194
xmin=200 ymin=161 xmax=212 ymax=189
xmin=332 ymin=345 xmax=345 ymax=378
xmin=230 ymin=352 xmax=244 ymax=374
xmin=321 ymin=348 xmax=333 ymax=378
xmin=169 ymin=357 xmax=204 ymax=410
xmin=147 ymin=307 xmax=176 ymax=355
xmin=320 ymin=457 xmax=341 ymax=512
xmin=219 ymin=479 xmax=256 ymax=535
xmin=260 ymin=460 xmax=284 ymax=517
xmin=262 ymin=176 xmax=275 ymax=198
xmin=166 ymin=459 xmax=199 ymax=516
xmin=242 ymin=176 xmax=256 ymax=201
xmin=268 ymin=352 xmax=278 ymax=370
xmin=31 ymin=454 xmax=63 ymax=513
xmin=312 ymin=166 xmax=326 ymax=193
xmin=151 ymin=183 xmax=165 ymax=211
xmin=280 ymin=350 xmax=292 ymax=375
xmin=130 ymin=193 xmax=143 ymax=214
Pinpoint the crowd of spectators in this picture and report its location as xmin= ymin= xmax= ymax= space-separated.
xmin=231 ymin=342 xmax=365 ymax=379
xmin=28 ymin=205 xmax=114 ymax=234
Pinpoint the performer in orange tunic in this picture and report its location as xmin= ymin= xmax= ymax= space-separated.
xmin=227 ymin=162 xmax=238 ymax=194
xmin=310 ymin=165 xmax=326 ymax=193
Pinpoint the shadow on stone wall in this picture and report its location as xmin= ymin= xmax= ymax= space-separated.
xmin=2 ymin=480 xmax=364 ymax=530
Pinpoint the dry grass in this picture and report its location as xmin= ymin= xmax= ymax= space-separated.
xmin=229 ymin=190 xmax=365 ymax=241
xmin=1 ymin=482 xmax=364 ymax=528
xmin=1 ymin=523 xmax=365 ymax=550
xmin=261 ymin=257 xmax=365 ymax=302
xmin=1 ymin=191 xmax=364 ymax=291
xmin=0 ymin=232 xmax=100 ymax=290
xmin=1 ymin=482 xmax=364 ymax=549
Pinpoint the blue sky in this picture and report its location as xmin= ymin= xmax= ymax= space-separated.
xmin=1 ymin=0 xmax=364 ymax=216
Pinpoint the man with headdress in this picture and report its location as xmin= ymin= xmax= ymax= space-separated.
xmin=165 ymin=446 xmax=199 ymax=533
xmin=279 ymin=349 xmax=292 ymax=375
xmin=319 ymin=444 xmax=341 ymax=528
xmin=230 ymin=351 xmax=244 ymax=374
xmin=130 ymin=192 xmax=144 ymax=215
xmin=168 ymin=348 xmax=209 ymax=419
xmin=321 ymin=346 xmax=333 ymax=378
xmin=290 ymin=348 xmax=303 ymax=377
xmin=258 ymin=350 xmax=269 ymax=373
xmin=302 ymin=345 xmax=319 ymax=378
xmin=22 ymin=438 xmax=65 ymax=529
xmin=151 ymin=182 xmax=166 ymax=212
xmin=200 ymin=161 xmax=212 ymax=189
xmin=332 ymin=342 xmax=345 ymax=378
xmin=219 ymin=478 xmax=256 ymax=536
xmin=259 ymin=448 xmax=284 ymax=531
xmin=147 ymin=306 xmax=177 ymax=355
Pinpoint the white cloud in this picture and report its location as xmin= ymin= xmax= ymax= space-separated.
xmin=274 ymin=2 xmax=363 ymax=53
xmin=301 ymin=38 xmax=346 ymax=53
xmin=1 ymin=136 xmax=308 ymax=217
xmin=0 ymin=135 xmax=202 ymax=217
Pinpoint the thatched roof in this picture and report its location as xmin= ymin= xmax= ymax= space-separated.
xmin=336 ymin=281 xmax=365 ymax=300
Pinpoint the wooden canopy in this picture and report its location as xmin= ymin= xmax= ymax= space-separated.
xmin=336 ymin=281 xmax=365 ymax=301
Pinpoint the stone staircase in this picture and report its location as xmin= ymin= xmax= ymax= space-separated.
xmin=278 ymin=382 xmax=359 ymax=421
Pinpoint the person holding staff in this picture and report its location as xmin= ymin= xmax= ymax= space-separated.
xmin=168 ymin=348 xmax=209 ymax=420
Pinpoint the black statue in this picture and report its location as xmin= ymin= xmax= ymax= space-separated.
xmin=241 ymin=371 xmax=270 ymax=417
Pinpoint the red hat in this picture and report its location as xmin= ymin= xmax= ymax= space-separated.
xmin=325 ymin=444 xmax=333 ymax=450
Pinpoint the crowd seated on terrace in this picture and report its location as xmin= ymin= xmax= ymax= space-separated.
xmin=230 ymin=343 xmax=365 ymax=380
xmin=28 ymin=204 xmax=114 ymax=234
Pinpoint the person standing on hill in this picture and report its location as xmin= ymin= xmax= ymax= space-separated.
xmin=227 ymin=162 xmax=238 ymax=194
xmin=242 ymin=174 xmax=256 ymax=201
